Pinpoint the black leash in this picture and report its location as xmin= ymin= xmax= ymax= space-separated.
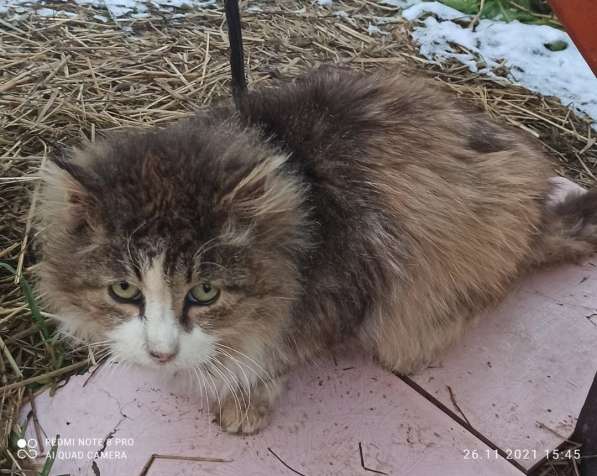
xmin=224 ymin=0 xmax=247 ymax=109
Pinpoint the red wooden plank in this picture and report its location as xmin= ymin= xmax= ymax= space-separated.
xmin=549 ymin=0 xmax=597 ymax=74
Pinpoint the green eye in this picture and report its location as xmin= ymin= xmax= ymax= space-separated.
xmin=109 ymin=281 xmax=142 ymax=302
xmin=188 ymin=282 xmax=220 ymax=306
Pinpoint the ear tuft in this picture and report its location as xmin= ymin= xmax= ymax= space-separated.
xmin=41 ymin=151 xmax=102 ymax=232
xmin=217 ymin=154 xmax=310 ymax=250
xmin=50 ymin=152 xmax=101 ymax=196
xmin=220 ymin=155 xmax=299 ymax=216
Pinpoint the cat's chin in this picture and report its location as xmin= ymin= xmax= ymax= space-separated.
xmin=113 ymin=358 xmax=206 ymax=377
xmin=130 ymin=362 xmax=213 ymax=398
xmin=107 ymin=358 xmax=195 ymax=378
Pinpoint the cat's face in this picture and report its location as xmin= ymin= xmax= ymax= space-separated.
xmin=36 ymin=119 xmax=309 ymax=375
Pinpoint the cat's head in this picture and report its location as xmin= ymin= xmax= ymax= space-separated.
xmin=36 ymin=117 xmax=310 ymax=376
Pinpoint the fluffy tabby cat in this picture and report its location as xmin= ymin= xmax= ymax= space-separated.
xmin=36 ymin=67 xmax=597 ymax=434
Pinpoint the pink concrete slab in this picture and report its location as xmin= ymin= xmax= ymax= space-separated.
xmin=22 ymin=353 xmax=521 ymax=476
xmin=411 ymin=259 xmax=597 ymax=469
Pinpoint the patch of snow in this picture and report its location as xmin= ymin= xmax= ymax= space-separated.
xmin=317 ymin=0 xmax=332 ymax=6
xmin=380 ymin=0 xmax=420 ymax=7
xmin=105 ymin=3 xmax=133 ymax=18
xmin=0 ymin=0 xmax=216 ymax=18
xmin=72 ymin=0 xmax=102 ymax=7
xmin=333 ymin=10 xmax=348 ymax=18
xmin=367 ymin=23 xmax=388 ymax=35
xmin=33 ymin=7 xmax=76 ymax=16
xmin=36 ymin=7 xmax=57 ymax=16
xmin=402 ymin=1 xmax=467 ymax=21
xmin=405 ymin=2 xmax=597 ymax=125
xmin=370 ymin=15 xmax=403 ymax=25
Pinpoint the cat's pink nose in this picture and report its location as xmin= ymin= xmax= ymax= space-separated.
xmin=148 ymin=350 xmax=177 ymax=363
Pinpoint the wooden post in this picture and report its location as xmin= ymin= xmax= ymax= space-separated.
xmin=548 ymin=0 xmax=597 ymax=75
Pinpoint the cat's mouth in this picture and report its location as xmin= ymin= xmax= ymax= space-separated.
xmin=106 ymin=347 xmax=182 ymax=370
xmin=102 ymin=317 xmax=218 ymax=373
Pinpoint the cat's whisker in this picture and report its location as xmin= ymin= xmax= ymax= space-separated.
xmin=267 ymin=296 xmax=298 ymax=302
xmin=215 ymin=347 xmax=267 ymax=398
xmin=214 ymin=342 xmax=274 ymax=385
xmin=104 ymin=354 xmax=124 ymax=380
xmin=215 ymin=353 xmax=254 ymax=424
xmin=125 ymin=222 xmax=146 ymax=270
xmin=216 ymin=353 xmax=273 ymax=406
xmin=195 ymin=366 xmax=212 ymax=433
xmin=210 ymin=359 xmax=244 ymax=423
xmin=196 ymin=261 xmax=229 ymax=274
xmin=197 ymin=367 xmax=214 ymax=438
xmin=91 ymin=349 xmax=112 ymax=364
xmin=90 ymin=352 xmax=112 ymax=373
xmin=89 ymin=347 xmax=112 ymax=358
xmin=214 ymin=357 xmax=252 ymax=423
xmin=191 ymin=367 xmax=206 ymax=409
xmin=216 ymin=349 xmax=252 ymax=392
xmin=193 ymin=367 xmax=209 ymax=409
xmin=85 ymin=341 xmax=114 ymax=366
xmin=68 ymin=340 xmax=112 ymax=352
xmin=203 ymin=360 xmax=223 ymax=423
xmin=88 ymin=339 xmax=113 ymax=346
xmin=192 ymin=236 xmax=220 ymax=264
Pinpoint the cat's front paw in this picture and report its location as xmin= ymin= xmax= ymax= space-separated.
xmin=214 ymin=394 xmax=273 ymax=435
xmin=212 ymin=377 xmax=285 ymax=435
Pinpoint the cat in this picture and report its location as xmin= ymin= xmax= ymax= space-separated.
xmin=35 ymin=67 xmax=597 ymax=434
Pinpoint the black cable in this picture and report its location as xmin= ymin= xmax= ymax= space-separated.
xmin=224 ymin=0 xmax=247 ymax=109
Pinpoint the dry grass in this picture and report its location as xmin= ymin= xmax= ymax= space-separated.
xmin=0 ymin=1 xmax=595 ymax=474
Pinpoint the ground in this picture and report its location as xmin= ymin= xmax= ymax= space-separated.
xmin=0 ymin=1 xmax=596 ymax=474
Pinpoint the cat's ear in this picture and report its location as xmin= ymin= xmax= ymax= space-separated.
xmin=218 ymin=154 xmax=308 ymax=248
xmin=141 ymin=152 xmax=171 ymax=189
xmin=42 ymin=152 xmax=102 ymax=231
xmin=220 ymin=155 xmax=302 ymax=218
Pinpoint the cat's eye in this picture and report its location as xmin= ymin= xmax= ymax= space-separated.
xmin=109 ymin=281 xmax=142 ymax=303
xmin=188 ymin=282 xmax=220 ymax=306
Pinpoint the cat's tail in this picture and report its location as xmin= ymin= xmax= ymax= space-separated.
xmin=531 ymin=186 xmax=597 ymax=267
